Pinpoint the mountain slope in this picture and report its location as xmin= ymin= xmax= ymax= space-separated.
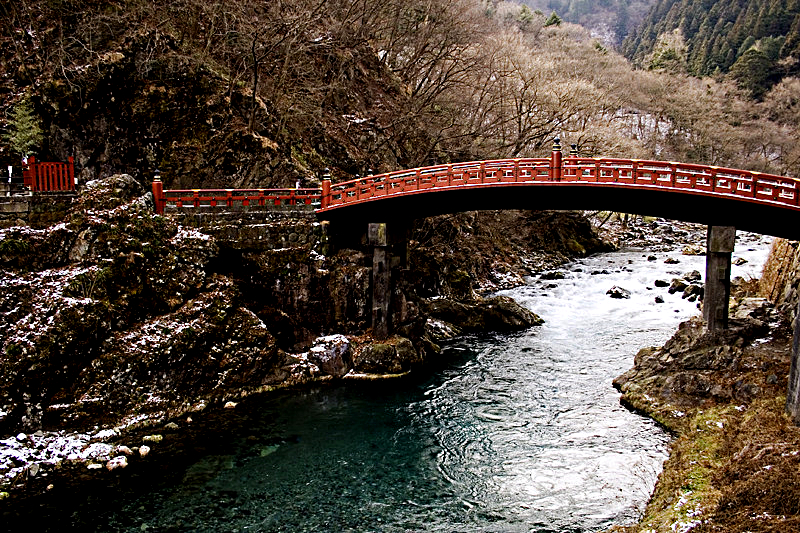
xmin=623 ymin=0 xmax=800 ymax=97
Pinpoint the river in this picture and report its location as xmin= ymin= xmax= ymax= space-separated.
xmin=27 ymin=229 xmax=773 ymax=532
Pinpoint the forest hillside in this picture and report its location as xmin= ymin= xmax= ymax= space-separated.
xmin=517 ymin=0 xmax=657 ymax=44
xmin=624 ymin=0 xmax=800 ymax=98
xmin=4 ymin=0 xmax=800 ymax=191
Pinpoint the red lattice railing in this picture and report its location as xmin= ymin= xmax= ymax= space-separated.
xmin=320 ymin=154 xmax=800 ymax=211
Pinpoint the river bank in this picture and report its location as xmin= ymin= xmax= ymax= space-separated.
xmin=612 ymin=240 xmax=800 ymax=532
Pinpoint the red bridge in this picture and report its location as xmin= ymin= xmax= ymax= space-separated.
xmin=152 ymin=144 xmax=800 ymax=239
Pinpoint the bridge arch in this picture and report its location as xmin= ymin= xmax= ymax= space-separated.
xmin=317 ymin=151 xmax=800 ymax=240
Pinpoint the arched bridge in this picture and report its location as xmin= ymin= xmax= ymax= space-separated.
xmin=152 ymin=146 xmax=800 ymax=240
xmin=150 ymin=147 xmax=800 ymax=419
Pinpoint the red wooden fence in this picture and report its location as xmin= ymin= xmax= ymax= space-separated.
xmin=151 ymin=178 xmax=321 ymax=215
xmin=22 ymin=156 xmax=75 ymax=192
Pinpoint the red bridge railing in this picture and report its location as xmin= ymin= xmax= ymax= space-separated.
xmin=151 ymin=146 xmax=800 ymax=215
xmin=151 ymin=181 xmax=321 ymax=215
xmin=23 ymin=156 xmax=75 ymax=192
xmin=320 ymin=151 xmax=800 ymax=212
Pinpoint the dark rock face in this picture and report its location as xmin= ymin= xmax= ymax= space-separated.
xmin=0 ymin=176 xmax=297 ymax=434
xmin=0 ymin=177 xmax=429 ymax=438
xmin=423 ymin=295 xmax=543 ymax=333
xmin=613 ymin=303 xmax=775 ymax=410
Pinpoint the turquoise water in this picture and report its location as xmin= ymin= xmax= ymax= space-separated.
xmin=16 ymin=233 xmax=773 ymax=532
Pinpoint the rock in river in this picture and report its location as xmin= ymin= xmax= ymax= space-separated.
xmin=423 ymin=295 xmax=543 ymax=333
xmin=607 ymin=286 xmax=631 ymax=299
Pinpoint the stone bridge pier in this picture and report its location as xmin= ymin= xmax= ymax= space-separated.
xmin=703 ymin=226 xmax=736 ymax=332
xmin=366 ymin=221 xmax=412 ymax=341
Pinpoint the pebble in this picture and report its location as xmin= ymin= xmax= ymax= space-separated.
xmin=139 ymin=445 xmax=151 ymax=457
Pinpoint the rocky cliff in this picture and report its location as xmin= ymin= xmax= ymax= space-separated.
xmin=0 ymin=177 xmax=563 ymax=497
xmin=760 ymin=238 xmax=800 ymax=314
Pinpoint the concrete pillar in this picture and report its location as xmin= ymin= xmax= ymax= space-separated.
xmin=787 ymin=299 xmax=800 ymax=424
xmin=703 ymin=226 xmax=735 ymax=331
xmin=369 ymin=223 xmax=390 ymax=340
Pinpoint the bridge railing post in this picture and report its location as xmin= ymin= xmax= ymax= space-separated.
xmin=321 ymin=168 xmax=331 ymax=209
xmin=551 ymin=138 xmax=563 ymax=182
xmin=152 ymin=170 xmax=165 ymax=214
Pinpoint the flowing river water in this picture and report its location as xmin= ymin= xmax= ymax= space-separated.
xmin=30 ymin=229 xmax=773 ymax=532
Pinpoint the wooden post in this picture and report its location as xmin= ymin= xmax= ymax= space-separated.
xmin=369 ymin=222 xmax=390 ymax=340
xmin=152 ymin=171 xmax=165 ymax=214
xmin=703 ymin=226 xmax=735 ymax=331
xmin=68 ymin=156 xmax=75 ymax=190
xmin=321 ymin=168 xmax=331 ymax=209
xmin=786 ymin=299 xmax=800 ymax=423
xmin=23 ymin=157 xmax=35 ymax=191
xmin=551 ymin=138 xmax=563 ymax=182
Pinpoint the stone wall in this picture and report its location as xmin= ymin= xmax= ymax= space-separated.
xmin=164 ymin=205 xmax=327 ymax=253
xmin=0 ymin=191 xmax=76 ymax=228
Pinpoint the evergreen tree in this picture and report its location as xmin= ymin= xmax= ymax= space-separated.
xmin=544 ymin=11 xmax=562 ymax=27
xmin=730 ymin=48 xmax=780 ymax=99
xmin=3 ymin=97 xmax=44 ymax=159
xmin=517 ymin=4 xmax=535 ymax=27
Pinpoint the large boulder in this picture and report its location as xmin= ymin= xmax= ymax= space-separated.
xmin=607 ymin=286 xmax=631 ymax=299
xmin=308 ymin=334 xmax=352 ymax=377
xmin=613 ymin=316 xmax=771 ymax=411
xmin=423 ymin=295 xmax=543 ymax=333
xmin=352 ymin=336 xmax=421 ymax=374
